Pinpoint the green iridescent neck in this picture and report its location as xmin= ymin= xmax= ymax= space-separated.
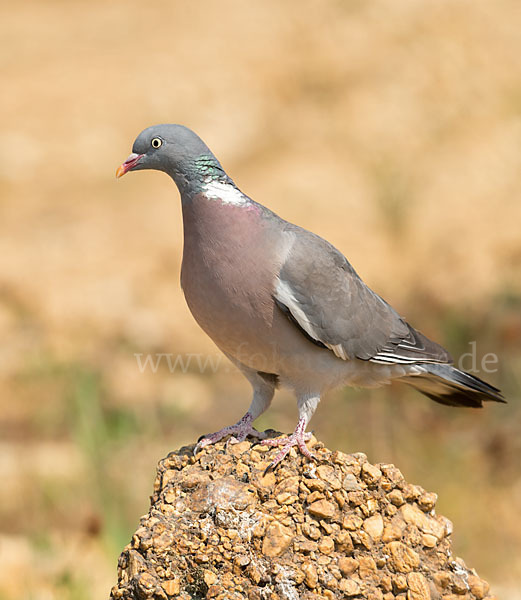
xmin=191 ymin=154 xmax=227 ymax=182
xmin=176 ymin=153 xmax=234 ymax=200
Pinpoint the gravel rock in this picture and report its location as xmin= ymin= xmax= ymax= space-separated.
xmin=110 ymin=436 xmax=494 ymax=600
xmin=308 ymin=499 xmax=336 ymax=520
xmin=262 ymin=521 xmax=293 ymax=557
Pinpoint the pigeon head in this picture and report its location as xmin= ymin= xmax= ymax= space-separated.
xmin=116 ymin=124 xmax=226 ymax=191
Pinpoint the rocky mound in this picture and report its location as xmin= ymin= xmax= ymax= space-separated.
xmin=110 ymin=435 xmax=494 ymax=600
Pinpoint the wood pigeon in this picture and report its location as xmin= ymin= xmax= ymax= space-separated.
xmin=117 ymin=124 xmax=504 ymax=467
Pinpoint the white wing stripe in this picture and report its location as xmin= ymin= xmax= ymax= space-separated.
xmin=276 ymin=279 xmax=324 ymax=342
xmin=276 ymin=278 xmax=350 ymax=362
xmin=397 ymin=341 xmax=423 ymax=350
xmin=276 ymin=278 xmax=443 ymax=366
xmin=370 ymin=351 xmax=444 ymax=365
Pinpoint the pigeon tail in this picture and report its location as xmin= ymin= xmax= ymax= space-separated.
xmin=404 ymin=363 xmax=505 ymax=407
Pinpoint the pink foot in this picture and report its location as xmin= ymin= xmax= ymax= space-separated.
xmin=262 ymin=417 xmax=315 ymax=468
xmin=194 ymin=412 xmax=267 ymax=455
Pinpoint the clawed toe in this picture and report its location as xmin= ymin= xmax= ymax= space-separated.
xmin=194 ymin=433 xmax=224 ymax=454
xmin=194 ymin=414 xmax=315 ymax=471
xmin=194 ymin=412 xmax=266 ymax=455
xmin=262 ymin=421 xmax=315 ymax=469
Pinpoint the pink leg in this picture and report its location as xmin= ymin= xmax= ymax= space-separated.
xmin=194 ymin=412 xmax=267 ymax=454
xmin=262 ymin=416 xmax=316 ymax=468
xmin=194 ymin=370 xmax=275 ymax=456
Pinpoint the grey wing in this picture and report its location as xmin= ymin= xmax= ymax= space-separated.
xmin=275 ymin=229 xmax=452 ymax=365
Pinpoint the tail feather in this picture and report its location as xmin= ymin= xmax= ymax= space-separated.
xmin=405 ymin=363 xmax=505 ymax=408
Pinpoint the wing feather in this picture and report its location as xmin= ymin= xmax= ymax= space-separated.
xmin=275 ymin=228 xmax=451 ymax=365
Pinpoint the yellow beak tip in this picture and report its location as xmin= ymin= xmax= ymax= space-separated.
xmin=115 ymin=165 xmax=126 ymax=178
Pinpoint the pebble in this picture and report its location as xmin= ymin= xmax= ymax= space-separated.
xmin=387 ymin=541 xmax=421 ymax=573
xmin=203 ymin=570 xmax=218 ymax=586
xmin=393 ymin=574 xmax=409 ymax=592
xmin=333 ymin=530 xmax=354 ymax=554
xmin=407 ymin=572 xmax=431 ymax=600
xmin=342 ymin=514 xmax=363 ymax=530
xmin=276 ymin=492 xmax=298 ymax=505
xmin=361 ymin=462 xmax=383 ymax=486
xmin=318 ymin=536 xmax=335 ymax=554
xmin=388 ymin=489 xmax=405 ymax=507
xmin=317 ymin=465 xmax=343 ymax=490
xmin=468 ymin=575 xmax=490 ymax=599
xmin=363 ymin=514 xmax=384 ymax=541
xmin=303 ymin=521 xmax=322 ymax=540
xmin=333 ymin=490 xmax=346 ymax=508
xmin=161 ymin=578 xmax=181 ymax=595
xmin=302 ymin=561 xmax=318 ymax=588
xmin=297 ymin=539 xmax=318 ymax=553
xmin=308 ymin=499 xmax=336 ymax=519
xmin=452 ymin=574 xmax=470 ymax=594
xmin=307 ymin=490 xmax=326 ymax=503
xmin=400 ymin=503 xmax=446 ymax=540
xmin=418 ymin=492 xmax=438 ymax=512
xmin=339 ymin=578 xmax=361 ymax=596
xmin=382 ymin=522 xmax=404 ymax=543
xmin=343 ymin=473 xmax=361 ymax=491
xmin=359 ymin=556 xmax=377 ymax=578
xmin=421 ymin=533 xmax=438 ymax=548
xmin=262 ymin=521 xmax=293 ymax=557
xmin=338 ymin=557 xmax=359 ymax=577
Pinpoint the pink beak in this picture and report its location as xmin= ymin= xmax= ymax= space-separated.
xmin=116 ymin=153 xmax=144 ymax=178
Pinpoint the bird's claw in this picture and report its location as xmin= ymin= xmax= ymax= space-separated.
xmin=262 ymin=422 xmax=315 ymax=471
xmin=194 ymin=413 xmax=267 ymax=455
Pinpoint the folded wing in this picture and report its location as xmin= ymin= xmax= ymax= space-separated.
xmin=275 ymin=228 xmax=451 ymax=365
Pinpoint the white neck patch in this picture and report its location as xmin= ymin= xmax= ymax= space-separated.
xmin=203 ymin=180 xmax=249 ymax=206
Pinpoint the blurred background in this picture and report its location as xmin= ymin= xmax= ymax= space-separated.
xmin=1 ymin=0 xmax=520 ymax=598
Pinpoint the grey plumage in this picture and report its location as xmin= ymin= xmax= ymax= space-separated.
xmin=405 ymin=363 xmax=503 ymax=407
xmin=275 ymin=225 xmax=451 ymax=364
xmin=117 ymin=124 xmax=505 ymax=466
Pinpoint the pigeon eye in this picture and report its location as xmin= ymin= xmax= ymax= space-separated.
xmin=151 ymin=137 xmax=162 ymax=149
